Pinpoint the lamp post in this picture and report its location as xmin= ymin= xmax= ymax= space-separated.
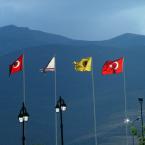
xmin=124 ymin=117 xmax=140 ymax=145
xmin=55 ymin=96 xmax=67 ymax=145
xmin=138 ymin=98 xmax=144 ymax=139
xmin=131 ymin=118 xmax=140 ymax=145
xmin=18 ymin=102 xmax=29 ymax=145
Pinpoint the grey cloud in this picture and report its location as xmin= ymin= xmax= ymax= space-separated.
xmin=0 ymin=0 xmax=145 ymax=40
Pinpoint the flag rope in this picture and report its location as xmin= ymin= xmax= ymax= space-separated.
xmin=91 ymin=59 xmax=97 ymax=145
xmin=123 ymin=58 xmax=128 ymax=145
xmin=54 ymin=55 xmax=58 ymax=145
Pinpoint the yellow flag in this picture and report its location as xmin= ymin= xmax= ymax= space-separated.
xmin=74 ymin=57 xmax=92 ymax=71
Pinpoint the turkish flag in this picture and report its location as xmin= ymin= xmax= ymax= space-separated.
xmin=102 ymin=57 xmax=124 ymax=75
xmin=9 ymin=55 xmax=23 ymax=75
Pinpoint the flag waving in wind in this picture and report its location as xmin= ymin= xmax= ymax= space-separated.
xmin=9 ymin=55 xmax=23 ymax=75
xmin=40 ymin=57 xmax=55 ymax=73
xmin=74 ymin=57 xmax=92 ymax=71
xmin=102 ymin=57 xmax=124 ymax=75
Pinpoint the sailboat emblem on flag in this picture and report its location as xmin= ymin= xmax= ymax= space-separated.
xmin=40 ymin=57 xmax=55 ymax=73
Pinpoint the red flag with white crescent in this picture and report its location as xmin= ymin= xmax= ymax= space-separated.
xmin=102 ymin=57 xmax=124 ymax=75
xmin=9 ymin=55 xmax=23 ymax=75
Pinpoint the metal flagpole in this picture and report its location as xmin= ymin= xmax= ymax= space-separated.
xmin=22 ymin=52 xmax=26 ymax=104
xmin=123 ymin=57 xmax=128 ymax=145
xmin=91 ymin=58 xmax=97 ymax=145
xmin=54 ymin=55 xmax=58 ymax=145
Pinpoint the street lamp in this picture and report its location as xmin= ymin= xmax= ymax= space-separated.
xmin=124 ymin=117 xmax=131 ymax=124
xmin=18 ymin=102 xmax=29 ymax=145
xmin=55 ymin=96 xmax=67 ymax=145
xmin=124 ymin=117 xmax=140 ymax=145
xmin=130 ymin=117 xmax=140 ymax=145
xmin=138 ymin=98 xmax=144 ymax=139
xmin=124 ymin=117 xmax=140 ymax=124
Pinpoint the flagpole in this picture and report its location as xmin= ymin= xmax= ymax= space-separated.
xmin=91 ymin=58 xmax=97 ymax=145
xmin=23 ymin=52 xmax=26 ymax=104
xmin=54 ymin=55 xmax=58 ymax=145
xmin=123 ymin=58 xmax=128 ymax=145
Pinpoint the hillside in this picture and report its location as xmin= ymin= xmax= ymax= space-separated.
xmin=1 ymin=25 xmax=145 ymax=53
xmin=0 ymin=25 xmax=73 ymax=53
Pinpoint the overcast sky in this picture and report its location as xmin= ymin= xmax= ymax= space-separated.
xmin=0 ymin=0 xmax=145 ymax=40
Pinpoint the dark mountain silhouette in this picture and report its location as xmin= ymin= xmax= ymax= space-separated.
xmin=101 ymin=33 xmax=145 ymax=48
xmin=0 ymin=25 xmax=73 ymax=53
xmin=1 ymin=25 xmax=145 ymax=53
xmin=0 ymin=25 xmax=145 ymax=145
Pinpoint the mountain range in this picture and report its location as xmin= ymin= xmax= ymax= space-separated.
xmin=1 ymin=25 xmax=145 ymax=53
xmin=0 ymin=25 xmax=145 ymax=145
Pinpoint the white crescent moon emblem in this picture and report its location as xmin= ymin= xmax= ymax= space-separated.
xmin=113 ymin=61 xmax=119 ymax=70
xmin=13 ymin=60 xmax=20 ymax=68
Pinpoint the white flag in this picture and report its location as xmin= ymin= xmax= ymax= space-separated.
xmin=40 ymin=57 xmax=55 ymax=72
